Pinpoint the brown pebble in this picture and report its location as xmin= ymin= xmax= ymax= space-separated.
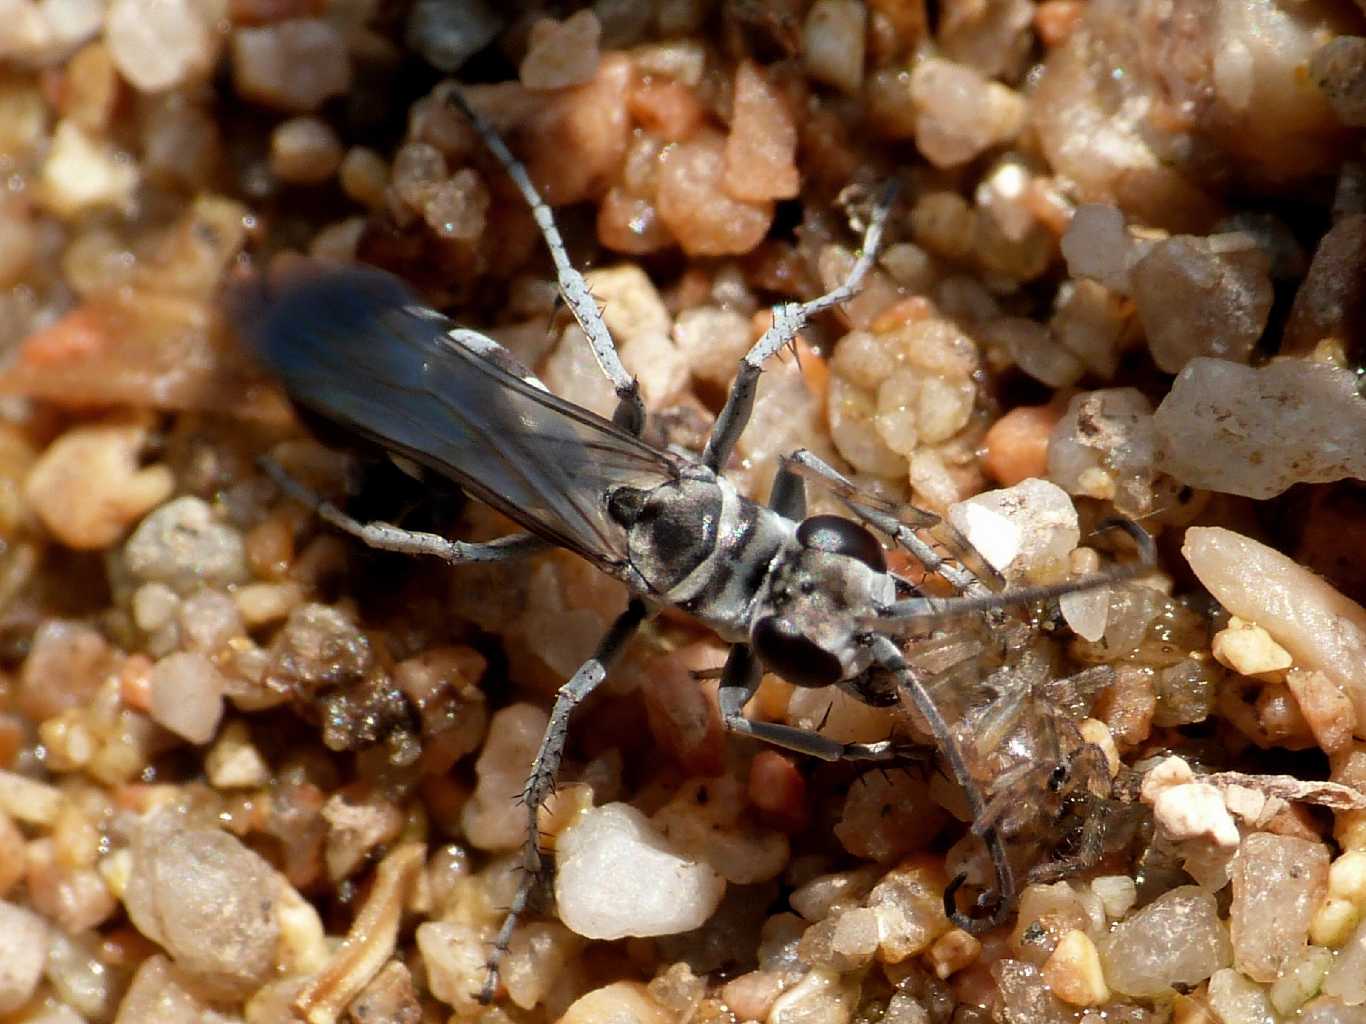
xmin=982 ymin=401 xmax=1064 ymax=486
xmin=748 ymin=750 xmax=809 ymax=832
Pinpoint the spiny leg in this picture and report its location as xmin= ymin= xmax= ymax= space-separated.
xmin=717 ymin=643 xmax=899 ymax=762
xmin=869 ymin=634 xmax=1015 ymax=931
xmin=446 ymin=87 xmax=645 ymax=437
xmin=781 ymin=449 xmax=990 ymax=595
xmin=480 ymin=598 xmax=650 ymax=1004
xmin=702 ymin=181 xmax=899 ymax=472
xmin=260 ymin=456 xmax=548 ymax=564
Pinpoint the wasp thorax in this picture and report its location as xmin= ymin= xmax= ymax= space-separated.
xmin=611 ymin=478 xmax=722 ymax=593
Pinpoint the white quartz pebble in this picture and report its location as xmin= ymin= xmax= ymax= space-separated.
xmin=555 ymin=803 xmax=725 ymax=940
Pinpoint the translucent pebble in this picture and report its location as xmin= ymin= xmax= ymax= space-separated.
xmin=829 ymin=375 xmax=907 ymax=478
xmin=1310 ymin=37 xmax=1366 ymax=127
xmin=597 ymin=188 xmax=671 ymax=254
xmin=1231 ymin=833 xmax=1330 ymax=982
xmin=768 ymin=968 xmax=858 ymax=1024
xmin=1090 ymin=876 xmax=1137 ymax=920
xmin=1154 ymin=357 xmax=1366 ymax=499
xmin=231 ymin=19 xmax=351 ymax=113
xmin=461 ymin=703 xmax=547 ymax=851
xmin=992 ymin=959 xmax=1075 ymax=1024
xmin=981 ymin=317 xmax=1085 ymax=388
xmin=177 ymin=589 xmax=240 ymax=654
xmin=112 ymin=955 xmax=233 ymax=1024
xmin=834 ymin=769 xmax=946 ymax=863
xmin=1302 ymin=997 xmax=1366 ymax=1024
xmin=122 ymin=822 xmax=280 ymax=997
xmin=652 ymin=776 xmax=787 ymax=884
xmin=1207 ymin=968 xmax=1278 ymax=1024
xmin=790 ymin=866 xmax=880 ymax=922
xmin=831 ymin=907 xmax=881 ymax=959
xmin=543 ymin=324 xmax=617 ymax=420
xmin=339 ymin=146 xmax=388 ymax=209
xmin=0 ymin=900 xmax=47 ymax=1013
xmin=909 ymin=447 xmax=964 ymax=513
xmin=1184 ymin=527 xmax=1366 ymax=730
xmin=673 ymin=305 xmax=751 ymax=385
xmin=502 ymin=922 xmax=582 ymax=1011
xmin=19 ymin=619 xmax=111 ymax=720
xmin=1061 ymin=205 xmax=1135 ymax=292
xmin=415 ymin=921 xmax=484 ymax=1013
xmin=912 ymin=192 xmax=974 ymax=260
xmin=875 ymin=371 xmax=922 ymax=455
xmin=390 ymin=141 xmax=446 ymax=210
xmin=866 ymin=860 xmax=951 ymax=962
xmin=558 ymin=982 xmax=672 ymax=1024
xmin=656 ymin=130 xmax=773 ymax=256
xmin=787 ymin=688 xmax=889 ymax=748
xmin=1152 ymin=659 xmax=1219 ymax=727
xmin=1131 ymin=235 xmax=1273 ymax=372
xmin=45 ymin=930 xmax=120 ymax=1020
xmin=422 ymin=168 xmax=489 ymax=241
xmin=124 ymin=497 xmax=249 ymax=591
xmin=622 ymin=330 xmax=689 ymax=408
xmin=132 ymin=582 xmax=179 ymax=632
xmin=1325 ymin=918 xmax=1366 ymax=1004
xmin=802 ymin=0 xmax=867 ymax=95
xmin=1009 ymin=882 xmax=1100 ymax=967
xmin=39 ymin=118 xmax=139 ymax=219
xmin=1047 ymin=388 xmax=1157 ymax=517
xmin=947 ymin=478 xmax=1080 ymax=584
xmin=269 ymin=116 xmax=342 ymax=185
xmin=25 ymin=418 xmax=174 ymax=550
xmin=975 ymin=159 xmax=1036 ymax=243
xmin=105 ymin=0 xmax=216 ymax=93
xmin=1098 ymin=886 xmax=1231 ymax=997
xmin=910 ymin=57 xmax=1026 ymax=169
xmin=148 ymin=651 xmax=225 ymax=745
xmin=520 ymin=10 xmax=600 ymax=90
xmin=1060 ymin=588 xmax=1109 ymax=642
xmin=1269 ymin=945 xmax=1334 ymax=1016
xmin=206 ymin=721 xmax=269 ymax=790
xmin=724 ymin=60 xmax=799 ymax=201
xmin=584 ymin=264 xmax=672 ymax=343
xmin=1051 ymin=279 xmax=1127 ymax=380
xmin=555 ymin=803 xmax=725 ymax=940
xmin=403 ymin=0 xmax=502 ymax=73
xmin=883 ymin=372 xmax=975 ymax=449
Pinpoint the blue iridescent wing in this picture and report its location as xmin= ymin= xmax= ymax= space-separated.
xmin=235 ymin=263 xmax=678 ymax=570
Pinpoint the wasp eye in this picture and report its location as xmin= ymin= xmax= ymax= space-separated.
xmin=796 ymin=515 xmax=886 ymax=572
xmin=751 ymin=616 xmax=843 ymax=687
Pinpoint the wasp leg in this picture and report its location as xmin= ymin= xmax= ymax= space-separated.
xmin=869 ymin=634 xmax=1015 ymax=932
xmin=702 ymin=182 xmax=899 ymax=473
xmin=446 ymin=87 xmax=645 ymax=437
xmin=480 ymin=598 xmax=650 ymax=1004
xmin=717 ymin=643 xmax=899 ymax=762
xmin=875 ymin=519 xmax=1157 ymax=624
xmin=260 ymin=457 xmax=548 ymax=564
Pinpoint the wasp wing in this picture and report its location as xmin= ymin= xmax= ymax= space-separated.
xmin=235 ymin=262 xmax=678 ymax=571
